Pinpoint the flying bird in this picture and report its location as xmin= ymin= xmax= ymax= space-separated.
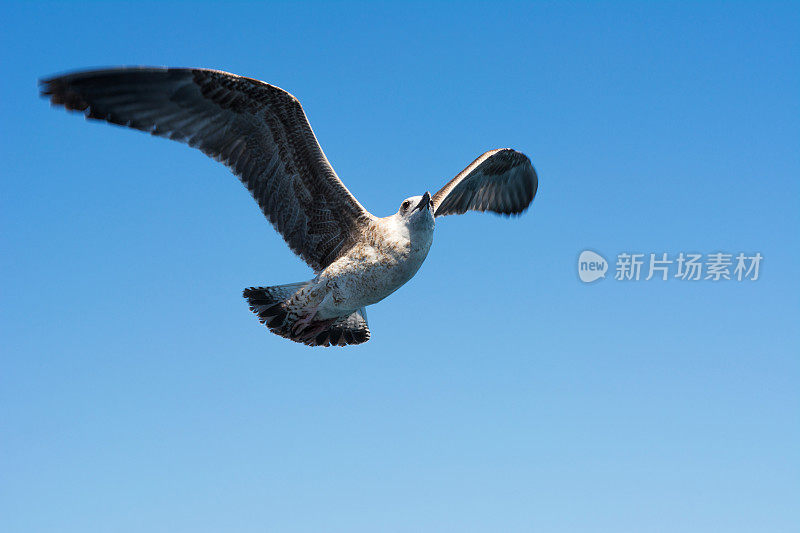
xmin=40 ymin=67 xmax=538 ymax=347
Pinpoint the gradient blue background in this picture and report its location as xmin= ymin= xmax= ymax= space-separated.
xmin=2 ymin=1 xmax=798 ymax=531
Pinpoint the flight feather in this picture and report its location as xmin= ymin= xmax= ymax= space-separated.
xmin=432 ymin=148 xmax=537 ymax=217
xmin=40 ymin=67 xmax=372 ymax=271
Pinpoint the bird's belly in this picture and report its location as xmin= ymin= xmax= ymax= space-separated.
xmin=315 ymin=241 xmax=430 ymax=318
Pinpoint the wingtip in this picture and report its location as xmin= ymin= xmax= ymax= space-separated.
xmin=37 ymin=75 xmax=57 ymax=99
xmin=37 ymin=74 xmax=77 ymax=110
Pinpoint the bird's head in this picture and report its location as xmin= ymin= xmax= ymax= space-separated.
xmin=397 ymin=191 xmax=434 ymax=229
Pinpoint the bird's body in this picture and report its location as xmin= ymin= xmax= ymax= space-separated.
xmin=40 ymin=67 xmax=537 ymax=347
xmin=315 ymin=209 xmax=435 ymax=316
xmin=246 ymin=194 xmax=436 ymax=345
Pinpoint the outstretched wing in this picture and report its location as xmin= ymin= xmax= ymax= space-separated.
xmin=432 ymin=148 xmax=538 ymax=218
xmin=40 ymin=67 xmax=373 ymax=272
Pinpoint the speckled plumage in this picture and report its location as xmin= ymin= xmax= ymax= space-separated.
xmin=40 ymin=66 xmax=538 ymax=347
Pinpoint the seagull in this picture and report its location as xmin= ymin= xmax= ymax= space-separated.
xmin=40 ymin=67 xmax=538 ymax=347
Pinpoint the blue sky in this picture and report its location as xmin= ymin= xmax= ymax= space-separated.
xmin=2 ymin=1 xmax=798 ymax=531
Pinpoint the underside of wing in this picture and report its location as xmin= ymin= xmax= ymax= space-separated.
xmin=40 ymin=67 xmax=373 ymax=272
xmin=432 ymin=148 xmax=538 ymax=218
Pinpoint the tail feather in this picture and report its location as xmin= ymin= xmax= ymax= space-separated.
xmin=313 ymin=308 xmax=370 ymax=347
xmin=243 ymin=283 xmax=370 ymax=347
xmin=243 ymin=282 xmax=305 ymax=333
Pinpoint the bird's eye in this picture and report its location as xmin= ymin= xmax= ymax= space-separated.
xmin=402 ymin=201 xmax=410 ymax=210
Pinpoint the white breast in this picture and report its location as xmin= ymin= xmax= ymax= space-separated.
xmin=317 ymin=215 xmax=434 ymax=316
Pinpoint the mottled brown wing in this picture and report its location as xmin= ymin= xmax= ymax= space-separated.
xmin=40 ymin=67 xmax=373 ymax=272
xmin=432 ymin=148 xmax=538 ymax=217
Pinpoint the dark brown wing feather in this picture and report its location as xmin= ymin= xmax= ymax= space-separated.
xmin=40 ymin=67 xmax=373 ymax=272
xmin=432 ymin=148 xmax=538 ymax=217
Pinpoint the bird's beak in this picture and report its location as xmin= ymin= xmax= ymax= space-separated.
xmin=413 ymin=191 xmax=432 ymax=212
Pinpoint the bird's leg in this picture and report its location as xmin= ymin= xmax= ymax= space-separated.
xmin=299 ymin=318 xmax=336 ymax=343
xmin=291 ymin=306 xmax=319 ymax=336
